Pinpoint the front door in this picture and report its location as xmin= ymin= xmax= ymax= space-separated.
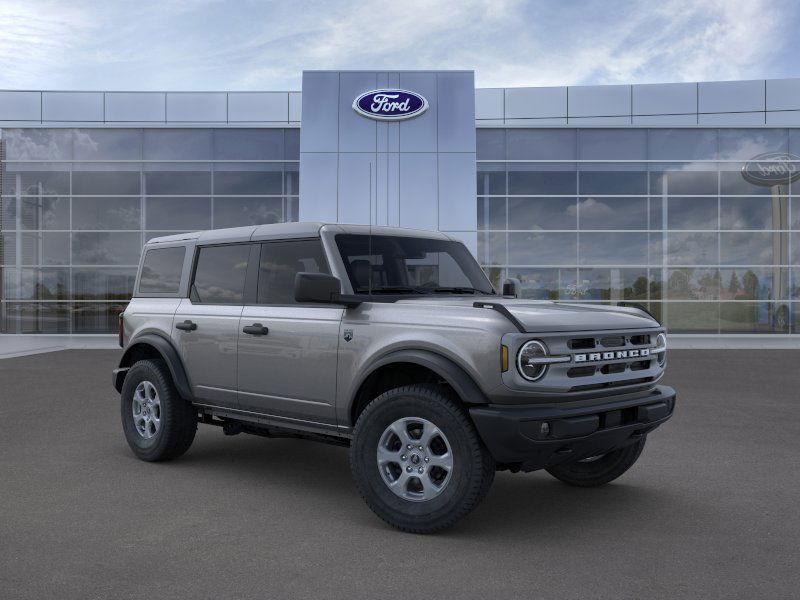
xmin=237 ymin=239 xmax=342 ymax=427
xmin=173 ymin=243 xmax=253 ymax=407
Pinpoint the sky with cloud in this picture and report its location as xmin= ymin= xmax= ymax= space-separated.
xmin=0 ymin=0 xmax=798 ymax=90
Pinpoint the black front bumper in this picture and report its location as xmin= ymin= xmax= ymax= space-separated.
xmin=469 ymin=385 xmax=676 ymax=472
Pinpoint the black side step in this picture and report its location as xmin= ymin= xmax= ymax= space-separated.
xmin=473 ymin=302 xmax=526 ymax=333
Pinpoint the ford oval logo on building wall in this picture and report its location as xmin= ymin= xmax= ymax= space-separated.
xmin=742 ymin=152 xmax=800 ymax=186
xmin=352 ymin=89 xmax=428 ymax=121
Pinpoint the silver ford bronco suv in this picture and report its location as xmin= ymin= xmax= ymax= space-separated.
xmin=114 ymin=222 xmax=675 ymax=533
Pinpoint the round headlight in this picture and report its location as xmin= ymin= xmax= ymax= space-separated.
xmin=655 ymin=333 xmax=667 ymax=365
xmin=517 ymin=340 xmax=549 ymax=381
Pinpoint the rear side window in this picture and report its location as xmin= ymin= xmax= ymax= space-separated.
xmin=138 ymin=247 xmax=186 ymax=294
xmin=257 ymin=240 xmax=329 ymax=304
xmin=191 ymin=244 xmax=250 ymax=304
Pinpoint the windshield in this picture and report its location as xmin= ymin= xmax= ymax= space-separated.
xmin=335 ymin=234 xmax=495 ymax=296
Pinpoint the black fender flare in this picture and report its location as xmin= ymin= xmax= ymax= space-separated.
xmin=115 ymin=333 xmax=193 ymax=400
xmin=351 ymin=349 xmax=489 ymax=419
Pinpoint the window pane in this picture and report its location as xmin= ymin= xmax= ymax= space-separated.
xmin=477 ymin=197 xmax=506 ymax=230
xmin=213 ymin=197 xmax=282 ymax=228
xmin=4 ymin=129 xmax=72 ymax=160
xmin=578 ymin=233 xmax=649 ymax=265
xmin=73 ymin=129 xmax=141 ymax=160
xmin=579 ymin=171 xmax=647 ymax=195
xmin=578 ymin=197 xmax=647 ymax=230
xmin=20 ymin=197 xmax=69 ymax=230
xmin=138 ymin=247 xmax=186 ymax=294
xmin=508 ymin=197 xmax=576 ymax=230
xmin=12 ymin=171 xmax=70 ymax=195
xmin=144 ymin=171 xmax=210 ymax=195
xmin=72 ymin=302 xmax=127 ymax=333
xmin=285 ymin=129 xmax=300 ymax=159
xmin=476 ymin=165 xmax=506 ymax=195
xmin=191 ymin=244 xmax=250 ymax=304
xmin=477 ymin=232 xmax=506 ymax=265
xmin=508 ymin=232 xmax=577 ymax=265
xmin=213 ymin=129 xmax=283 ymax=160
xmin=720 ymin=197 xmax=782 ymax=230
xmin=508 ymin=267 xmax=577 ymax=300
xmin=72 ymin=197 xmax=141 ymax=230
xmin=648 ymin=129 xmax=717 ymax=161
xmin=650 ymin=170 xmax=717 ymax=195
xmin=667 ymin=232 xmax=718 ymax=264
xmin=143 ymin=129 xmax=213 ymax=160
xmin=145 ymin=197 xmax=211 ymax=230
xmin=719 ymin=302 xmax=775 ymax=333
xmin=720 ymin=168 xmax=776 ymax=195
xmin=666 ymin=268 xmax=720 ymax=300
xmin=577 ymin=268 xmax=649 ymax=301
xmin=719 ymin=267 xmax=780 ymax=301
xmin=72 ymin=232 xmax=142 ymax=265
xmin=718 ymin=129 xmax=788 ymax=160
xmin=720 ymin=232 xmax=775 ymax=265
xmin=477 ymin=129 xmax=505 ymax=160
xmin=72 ymin=171 xmax=141 ymax=195
xmin=666 ymin=302 xmax=719 ymax=333
xmin=667 ymin=197 xmax=718 ymax=230
xmin=284 ymin=164 xmax=299 ymax=196
xmin=507 ymin=129 xmax=576 ymax=160
xmin=578 ymin=129 xmax=646 ymax=160
xmin=20 ymin=232 xmax=70 ymax=265
xmin=2 ymin=268 xmax=69 ymax=300
xmin=73 ymin=268 xmax=137 ymax=299
xmin=508 ymin=169 xmax=576 ymax=195
xmin=258 ymin=240 xmax=329 ymax=304
xmin=213 ymin=170 xmax=282 ymax=195
xmin=2 ymin=302 xmax=71 ymax=333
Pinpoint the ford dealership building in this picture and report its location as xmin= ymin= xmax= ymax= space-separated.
xmin=1 ymin=70 xmax=799 ymax=340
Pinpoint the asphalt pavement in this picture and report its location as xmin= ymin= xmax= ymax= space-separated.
xmin=0 ymin=349 xmax=798 ymax=599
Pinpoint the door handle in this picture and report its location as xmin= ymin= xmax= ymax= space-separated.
xmin=176 ymin=320 xmax=197 ymax=332
xmin=242 ymin=323 xmax=269 ymax=336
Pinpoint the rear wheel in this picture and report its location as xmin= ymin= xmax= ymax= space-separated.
xmin=545 ymin=436 xmax=647 ymax=487
xmin=350 ymin=384 xmax=494 ymax=533
xmin=121 ymin=359 xmax=197 ymax=462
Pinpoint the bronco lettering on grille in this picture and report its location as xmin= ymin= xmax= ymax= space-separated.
xmin=574 ymin=348 xmax=650 ymax=363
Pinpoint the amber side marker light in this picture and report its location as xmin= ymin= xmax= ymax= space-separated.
xmin=501 ymin=345 xmax=509 ymax=372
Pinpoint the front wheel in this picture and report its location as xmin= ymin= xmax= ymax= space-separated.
xmin=350 ymin=385 xmax=495 ymax=533
xmin=545 ymin=436 xmax=647 ymax=487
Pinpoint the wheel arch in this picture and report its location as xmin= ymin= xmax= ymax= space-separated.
xmin=115 ymin=333 xmax=193 ymax=400
xmin=348 ymin=349 xmax=488 ymax=427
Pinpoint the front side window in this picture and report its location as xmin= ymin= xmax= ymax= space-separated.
xmin=335 ymin=235 xmax=494 ymax=295
xmin=257 ymin=240 xmax=329 ymax=304
xmin=139 ymin=247 xmax=185 ymax=294
xmin=191 ymin=244 xmax=250 ymax=304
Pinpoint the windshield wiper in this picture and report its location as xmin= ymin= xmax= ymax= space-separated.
xmin=355 ymin=286 xmax=427 ymax=295
xmin=431 ymin=287 xmax=494 ymax=295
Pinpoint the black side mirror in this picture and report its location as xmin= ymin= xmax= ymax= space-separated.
xmin=295 ymin=272 xmax=342 ymax=303
xmin=502 ymin=277 xmax=521 ymax=298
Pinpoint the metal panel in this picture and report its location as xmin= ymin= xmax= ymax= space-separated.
xmin=0 ymin=91 xmax=41 ymax=121
xmin=698 ymin=112 xmax=765 ymax=125
xmin=476 ymin=119 xmax=507 ymax=126
xmin=568 ymin=85 xmax=631 ymax=117
xmin=505 ymin=86 xmax=567 ymax=119
xmin=299 ymin=153 xmax=338 ymax=222
xmin=437 ymin=71 xmax=476 ymax=152
xmin=632 ymin=114 xmax=698 ymax=125
xmin=42 ymin=92 xmax=103 ymax=121
xmin=569 ymin=116 xmax=631 ymax=125
xmin=166 ymin=92 xmax=227 ymax=122
xmin=105 ymin=92 xmax=165 ymax=122
xmin=766 ymin=78 xmax=800 ymax=111
xmin=504 ymin=117 xmax=568 ymax=126
xmin=288 ymin=92 xmax=302 ymax=122
xmin=228 ymin=92 xmax=288 ymax=122
xmin=399 ymin=72 xmax=438 ymax=152
xmin=337 ymin=153 xmax=374 ymax=224
xmin=632 ymin=82 xmax=696 ymax=115
xmin=338 ymin=72 xmax=377 ymax=153
xmin=386 ymin=153 xmax=400 ymax=227
xmin=399 ymin=153 xmax=437 ymax=230
xmin=438 ymin=153 xmax=477 ymax=231
xmin=475 ymin=88 xmax=504 ymax=120
xmin=300 ymin=71 xmax=339 ymax=152
xmin=766 ymin=111 xmax=800 ymax=126
xmin=698 ymin=80 xmax=764 ymax=113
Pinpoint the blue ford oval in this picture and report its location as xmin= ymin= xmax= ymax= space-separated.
xmin=352 ymin=89 xmax=428 ymax=121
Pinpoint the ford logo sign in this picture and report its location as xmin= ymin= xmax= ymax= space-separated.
xmin=741 ymin=152 xmax=800 ymax=187
xmin=352 ymin=89 xmax=428 ymax=121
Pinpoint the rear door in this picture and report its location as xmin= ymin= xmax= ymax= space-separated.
xmin=237 ymin=239 xmax=342 ymax=427
xmin=173 ymin=243 xmax=256 ymax=407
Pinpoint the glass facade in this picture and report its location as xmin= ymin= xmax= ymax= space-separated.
xmin=477 ymin=128 xmax=800 ymax=334
xmin=0 ymin=128 xmax=299 ymax=333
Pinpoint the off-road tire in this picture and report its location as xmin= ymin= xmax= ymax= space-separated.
xmin=121 ymin=359 xmax=197 ymax=462
xmin=350 ymin=384 xmax=495 ymax=533
xmin=545 ymin=436 xmax=647 ymax=487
